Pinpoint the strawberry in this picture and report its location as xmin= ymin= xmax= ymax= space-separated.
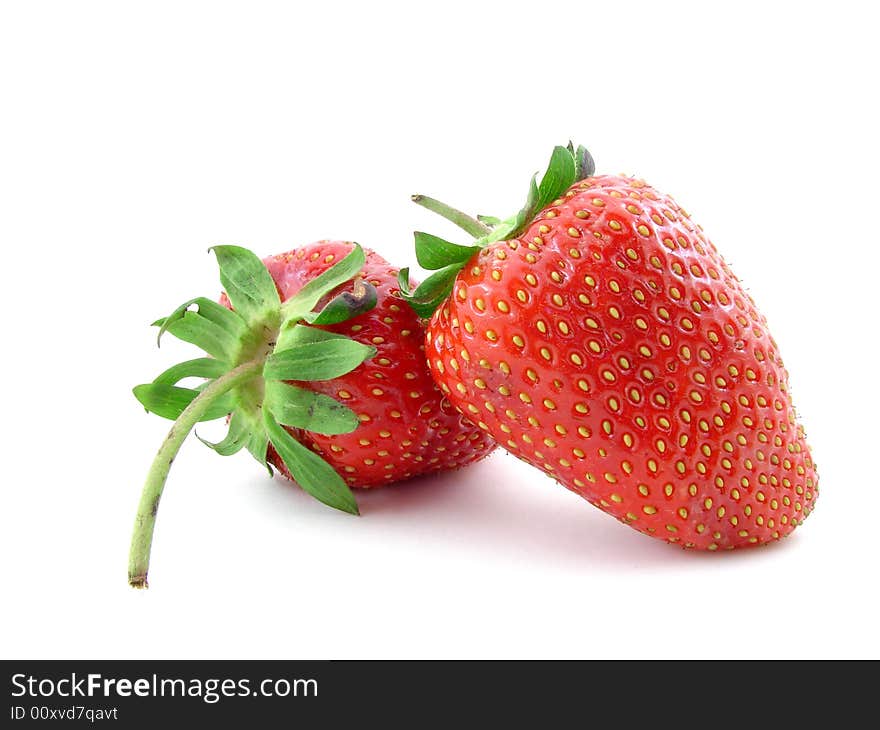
xmin=130 ymin=241 xmax=494 ymax=587
xmin=259 ymin=242 xmax=494 ymax=487
xmin=402 ymin=144 xmax=817 ymax=551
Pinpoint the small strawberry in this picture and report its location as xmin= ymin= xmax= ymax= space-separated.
xmin=131 ymin=241 xmax=494 ymax=587
xmin=402 ymin=144 xmax=817 ymax=551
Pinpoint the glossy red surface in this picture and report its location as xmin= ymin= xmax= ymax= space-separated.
xmin=426 ymin=176 xmax=817 ymax=549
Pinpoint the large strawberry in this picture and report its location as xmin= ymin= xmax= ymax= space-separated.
xmin=130 ymin=241 xmax=494 ymax=587
xmin=402 ymin=144 xmax=817 ymax=551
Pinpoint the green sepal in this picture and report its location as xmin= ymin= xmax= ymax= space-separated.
xmin=398 ymin=265 xmax=461 ymax=319
xmin=404 ymin=142 xmax=596 ymax=321
xmin=209 ymin=245 xmax=280 ymax=327
xmin=154 ymin=297 xmax=246 ymax=360
xmin=275 ymin=323 xmax=347 ymax=352
xmin=196 ymin=410 xmax=249 ymax=456
xmin=534 ymin=145 xmax=577 ymax=211
xmin=414 ymin=232 xmax=480 ymax=271
xmin=568 ymin=141 xmax=595 ymax=180
xmin=264 ymin=339 xmax=376 ymax=381
xmin=484 ymin=145 xmax=578 ymax=245
xmin=153 ymin=358 xmax=229 ymax=387
xmin=133 ymin=383 xmax=235 ymax=422
xmin=280 ymin=244 xmax=366 ymax=320
xmin=245 ymin=427 xmax=271 ymax=474
xmin=263 ymin=410 xmax=359 ymax=515
xmin=304 ymin=280 xmax=378 ymax=326
xmin=264 ymin=380 xmax=359 ymax=435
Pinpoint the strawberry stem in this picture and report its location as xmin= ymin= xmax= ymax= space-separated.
xmin=128 ymin=359 xmax=264 ymax=588
xmin=410 ymin=194 xmax=491 ymax=238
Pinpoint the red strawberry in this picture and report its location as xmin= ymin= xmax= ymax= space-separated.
xmin=130 ymin=241 xmax=494 ymax=587
xmin=404 ymin=144 xmax=817 ymax=551
xmin=260 ymin=241 xmax=495 ymax=487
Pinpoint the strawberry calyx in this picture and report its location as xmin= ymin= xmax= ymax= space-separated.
xmin=129 ymin=245 xmax=377 ymax=588
xmin=399 ymin=142 xmax=595 ymax=317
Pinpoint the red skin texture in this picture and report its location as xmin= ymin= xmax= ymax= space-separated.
xmin=255 ymin=241 xmax=495 ymax=488
xmin=426 ymin=175 xmax=817 ymax=550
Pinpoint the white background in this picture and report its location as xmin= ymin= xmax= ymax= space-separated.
xmin=2 ymin=1 xmax=877 ymax=659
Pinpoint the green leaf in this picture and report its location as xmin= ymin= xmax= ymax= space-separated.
xmin=265 ymin=381 xmax=359 ymax=435
xmin=155 ymin=297 xmax=246 ymax=361
xmin=479 ymin=144 xmax=581 ymax=246
xmin=397 ymin=267 xmax=415 ymax=297
xmin=196 ymin=410 xmax=249 ymax=456
xmin=153 ymin=358 xmax=229 ymax=387
xmin=264 ymin=339 xmax=376 ymax=381
xmin=246 ymin=427 xmax=271 ymax=473
xmin=414 ymin=232 xmax=480 ymax=271
xmin=155 ymin=310 xmax=237 ymax=361
xmin=210 ymin=245 xmax=280 ymax=327
xmin=488 ymin=173 xmax=539 ymax=244
xmin=275 ymin=323 xmax=348 ymax=352
xmin=133 ymin=383 xmax=234 ymax=421
xmin=398 ymin=264 xmax=462 ymax=318
xmin=535 ymin=145 xmax=577 ymax=212
xmin=573 ymin=143 xmax=595 ymax=180
xmin=280 ymin=244 xmax=365 ymax=320
xmin=263 ymin=410 xmax=359 ymax=514
xmin=305 ymin=280 xmax=378 ymax=325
